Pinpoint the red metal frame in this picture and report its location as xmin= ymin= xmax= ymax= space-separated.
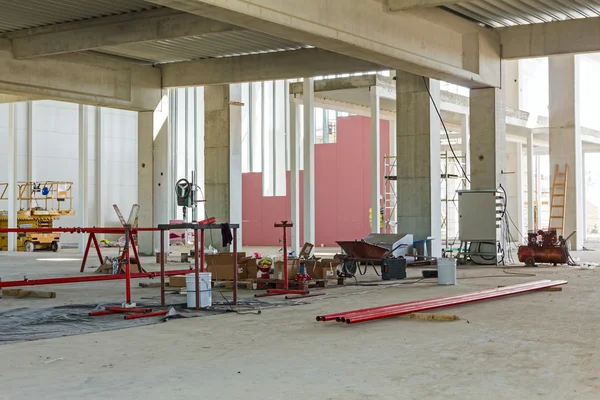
xmin=158 ymin=222 xmax=239 ymax=309
xmin=0 ymin=268 xmax=193 ymax=288
xmin=317 ymin=280 xmax=567 ymax=325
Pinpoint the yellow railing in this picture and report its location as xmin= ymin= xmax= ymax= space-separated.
xmin=0 ymin=181 xmax=74 ymax=216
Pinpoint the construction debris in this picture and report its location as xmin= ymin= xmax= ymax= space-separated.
xmin=408 ymin=313 xmax=460 ymax=321
xmin=2 ymin=289 xmax=56 ymax=299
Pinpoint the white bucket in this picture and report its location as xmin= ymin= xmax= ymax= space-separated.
xmin=437 ymin=258 xmax=457 ymax=285
xmin=186 ymin=272 xmax=212 ymax=308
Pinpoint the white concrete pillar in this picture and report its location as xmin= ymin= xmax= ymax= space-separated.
xmin=536 ymin=155 xmax=542 ymax=231
xmin=469 ymin=87 xmax=506 ymax=190
xmin=289 ymin=96 xmax=301 ymax=254
xmin=460 ymin=114 xmax=470 ymax=189
xmin=78 ymin=105 xmax=88 ymax=253
xmin=583 ymin=151 xmax=587 ymax=242
xmin=527 ymin=130 xmax=535 ymax=232
xmin=370 ymin=86 xmax=381 ymax=234
xmin=504 ymin=60 xmax=520 ymax=110
xmin=204 ymin=84 xmax=243 ymax=251
xmin=95 ymin=107 xmax=104 ymax=231
xmin=396 ymin=71 xmax=441 ymax=256
xmin=26 ymin=102 xmax=33 ymax=183
xmin=138 ymin=95 xmax=169 ymax=255
xmin=303 ymin=78 xmax=315 ymax=245
xmin=7 ymin=103 xmax=17 ymax=252
xmin=549 ymin=54 xmax=583 ymax=249
xmin=506 ymin=141 xmax=524 ymax=243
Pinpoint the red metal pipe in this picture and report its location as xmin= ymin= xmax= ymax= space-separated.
xmin=0 ymin=227 xmax=158 ymax=234
xmin=0 ymin=268 xmax=193 ymax=288
xmin=124 ymin=310 xmax=169 ymax=320
xmin=317 ymin=280 xmax=554 ymax=321
xmin=285 ymin=292 xmax=325 ymax=300
xmin=344 ymin=280 xmax=567 ymax=324
xmin=335 ymin=280 xmax=556 ymax=322
xmin=105 ymin=306 xmax=152 ymax=313
xmin=340 ymin=281 xmax=562 ymax=322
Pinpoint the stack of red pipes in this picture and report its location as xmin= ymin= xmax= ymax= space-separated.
xmin=316 ymin=280 xmax=567 ymax=325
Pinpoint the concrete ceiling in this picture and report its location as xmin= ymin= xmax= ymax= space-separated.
xmin=443 ymin=0 xmax=600 ymax=28
xmin=0 ymin=0 xmax=161 ymax=33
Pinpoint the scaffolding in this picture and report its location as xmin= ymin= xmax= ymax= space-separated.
xmin=383 ymin=155 xmax=397 ymax=234
xmin=441 ymin=152 xmax=467 ymax=250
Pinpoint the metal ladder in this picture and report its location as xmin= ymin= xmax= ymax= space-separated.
xmin=548 ymin=164 xmax=568 ymax=237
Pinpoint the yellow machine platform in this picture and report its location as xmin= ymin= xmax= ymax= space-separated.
xmin=0 ymin=181 xmax=74 ymax=252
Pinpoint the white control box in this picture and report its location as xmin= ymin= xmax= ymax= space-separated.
xmin=457 ymin=190 xmax=502 ymax=242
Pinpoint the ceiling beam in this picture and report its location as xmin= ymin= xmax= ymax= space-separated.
xmin=387 ymin=0 xmax=461 ymax=11
xmin=161 ymin=48 xmax=385 ymax=87
xmin=499 ymin=17 xmax=600 ymax=59
xmin=0 ymin=44 xmax=161 ymax=110
xmin=8 ymin=8 xmax=240 ymax=59
xmin=147 ymin=0 xmax=501 ymax=88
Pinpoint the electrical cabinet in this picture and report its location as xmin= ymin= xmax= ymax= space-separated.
xmin=457 ymin=190 xmax=502 ymax=242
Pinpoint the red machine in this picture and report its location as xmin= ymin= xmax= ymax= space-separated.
xmin=517 ymin=229 xmax=574 ymax=266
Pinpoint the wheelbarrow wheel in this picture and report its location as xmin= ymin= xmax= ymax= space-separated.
xmin=342 ymin=259 xmax=358 ymax=276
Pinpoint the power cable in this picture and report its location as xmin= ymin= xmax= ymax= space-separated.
xmin=422 ymin=77 xmax=470 ymax=183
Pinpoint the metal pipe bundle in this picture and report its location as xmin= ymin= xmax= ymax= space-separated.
xmin=316 ymin=280 xmax=567 ymax=325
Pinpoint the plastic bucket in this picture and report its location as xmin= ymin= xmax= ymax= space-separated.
xmin=437 ymin=258 xmax=457 ymax=285
xmin=186 ymin=272 xmax=212 ymax=308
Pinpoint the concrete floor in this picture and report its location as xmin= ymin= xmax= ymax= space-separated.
xmin=1 ymin=245 xmax=600 ymax=399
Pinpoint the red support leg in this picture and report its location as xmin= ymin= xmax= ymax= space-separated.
xmin=80 ymin=234 xmax=94 ymax=272
xmin=194 ymin=228 xmax=200 ymax=310
xmin=129 ymin=231 xmax=144 ymax=272
xmin=90 ymin=233 xmax=104 ymax=266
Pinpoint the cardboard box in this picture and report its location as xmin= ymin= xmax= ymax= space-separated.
xmin=273 ymin=260 xmax=300 ymax=281
xmin=205 ymin=252 xmax=246 ymax=266
xmin=305 ymin=259 xmax=340 ymax=280
xmin=169 ymin=275 xmax=187 ymax=288
xmin=241 ymin=258 xmax=259 ymax=280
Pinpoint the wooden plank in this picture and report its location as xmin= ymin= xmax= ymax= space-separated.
xmin=408 ymin=313 xmax=460 ymax=321
xmin=2 ymin=289 xmax=56 ymax=298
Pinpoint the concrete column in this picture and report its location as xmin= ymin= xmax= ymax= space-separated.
xmin=469 ymin=87 xmax=506 ymax=190
xmin=527 ymin=130 xmax=535 ymax=232
xmin=504 ymin=60 xmax=520 ymax=110
xmin=506 ymin=141 xmax=524 ymax=243
xmin=7 ymin=104 xmax=17 ymax=252
xmin=95 ymin=107 xmax=104 ymax=231
xmin=460 ymin=114 xmax=470 ymax=189
xmin=26 ymin=102 xmax=33 ymax=182
xmin=583 ymin=151 xmax=587 ymax=242
xmin=549 ymin=54 xmax=583 ymax=249
xmin=204 ymin=84 xmax=243 ymax=252
xmin=370 ymin=86 xmax=381 ymax=234
xmin=396 ymin=71 xmax=441 ymax=256
xmin=303 ymin=78 xmax=315 ymax=245
xmin=138 ymin=95 xmax=169 ymax=255
xmin=78 ymin=105 xmax=88 ymax=253
xmin=536 ymin=155 xmax=542 ymax=231
xmin=289 ymin=96 xmax=301 ymax=254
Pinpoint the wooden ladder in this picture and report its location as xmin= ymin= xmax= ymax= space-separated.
xmin=548 ymin=164 xmax=568 ymax=236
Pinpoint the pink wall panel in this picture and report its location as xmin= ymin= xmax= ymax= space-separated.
xmin=242 ymin=116 xmax=389 ymax=247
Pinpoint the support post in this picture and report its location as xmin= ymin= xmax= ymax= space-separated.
xmin=527 ymin=130 xmax=535 ymax=232
xmin=303 ymin=78 xmax=315 ymax=245
xmin=370 ymin=86 xmax=381 ymax=234
xmin=460 ymin=114 xmax=470 ymax=188
xmin=549 ymin=54 xmax=583 ymax=249
xmin=26 ymin=102 xmax=33 ymax=183
xmin=396 ymin=71 xmax=441 ymax=257
xmin=78 ymin=105 xmax=88 ymax=253
xmin=138 ymin=95 xmax=170 ymax=255
xmin=7 ymin=104 xmax=17 ymax=252
xmin=289 ymin=96 xmax=301 ymax=254
xmin=95 ymin=107 xmax=104 ymax=232
xmin=204 ymin=85 xmax=242 ymax=251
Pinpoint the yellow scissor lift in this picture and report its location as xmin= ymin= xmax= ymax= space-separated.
xmin=0 ymin=181 xmax=75 ymax=252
